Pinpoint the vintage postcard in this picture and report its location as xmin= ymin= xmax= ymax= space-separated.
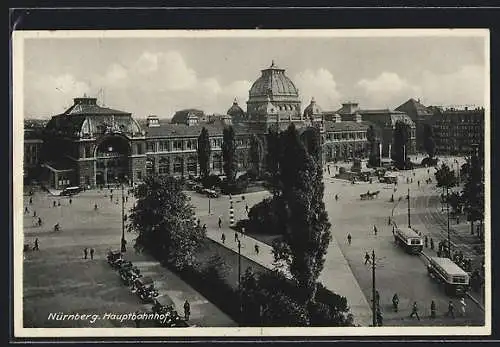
xmin=13 ymin=29 xmax=490 ymax=337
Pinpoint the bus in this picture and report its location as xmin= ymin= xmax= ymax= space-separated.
xmin=60 ymin=186 xmax=82 ymax=196
xmin=427 ymin=256 xmax=470 ymax=296
xmin=393 ymin=226 xmax=423 ymax=254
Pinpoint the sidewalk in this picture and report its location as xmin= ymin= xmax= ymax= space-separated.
xmin=124 ymin=251 xmax=237 ymax=327
xmin=201 ymin=221 xmax=372 ymax=327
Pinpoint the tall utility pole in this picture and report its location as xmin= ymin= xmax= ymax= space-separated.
xmin=407 ymin=187 xmax=411 ymax=228
xmin=237 ymin=239 xmax=242 ymax=324
xmin=371 ymin=249 xmax=377 ymax=327
xmin=446 ymin=186 xmax=451 ymax=258
xmin=120 ymin=179 xmax=126 ymax=253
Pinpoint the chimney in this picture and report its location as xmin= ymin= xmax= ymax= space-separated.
xmin=147 ymin=115 xmax=160 ymax=127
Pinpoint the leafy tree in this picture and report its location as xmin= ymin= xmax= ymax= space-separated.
xmin=273 ymin=123 xmax=332 ymax=305
xmin=301 ymin=127 xmax=322 ymax=164
xmin=434 ymin=163 xmax=457 ymax=188
xmin=222 ymin=126 xmax=237 ymax=183
xmin=393 ymin=121 xmax=410 ymax=169
xmin=197 ymin=127 xmax=211 ymax=181
xmin=423 ymin=123 xmax=436 ymax=158
xmin=462 ymin=154 xmax=484 ymax=236
xmin=265 ymin=128 xmax=283 ymax=196
xmin=447 ymin=191 xmax=463 ymax=215
xmin=366 ymin=125 xmax=378 ymax=167
xmin=249 ymin=134 xmax=264 ymax=178
xmin=128 ymin=176 xmax=206 ymax=270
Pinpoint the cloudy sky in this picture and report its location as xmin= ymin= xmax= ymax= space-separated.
xmin=21 ymin=31 xmax=487 ymax=119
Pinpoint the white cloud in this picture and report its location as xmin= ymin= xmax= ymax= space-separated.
xmin=294 ymin=68 xmax=342 ymax=111
xmin=24 ymin=72 xmax=92 ymax=117
xmin=419 ymin=65 xmax=485 ymax=107
xmin=356 ymin=72 xmax=421 ymax=108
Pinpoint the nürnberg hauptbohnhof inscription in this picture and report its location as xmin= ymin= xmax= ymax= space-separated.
xmin=17 ymin=30 xmax=489 ymax=336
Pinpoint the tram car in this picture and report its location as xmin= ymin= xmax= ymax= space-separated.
xmin=427 ymin=256 xmax=470 ymax=296
xmin=393 ymin=226 xmax=423 ymax=254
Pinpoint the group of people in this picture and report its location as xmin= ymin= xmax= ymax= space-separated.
xmin=83 ymin=247 xmax=96 ymax=260
xmin=372 ymin=291 xmax=468 ymax=325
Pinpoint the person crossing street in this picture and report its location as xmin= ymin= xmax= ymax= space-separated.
xmin=347 ymin=233 xmax=352 ymax=245
xmin=364 ymin=252 xmax=371 ymax=265
xmin=409 ymin=301 xmax=420 ymax=320
xmin=83 ymin=248 xmax=88 ymax=259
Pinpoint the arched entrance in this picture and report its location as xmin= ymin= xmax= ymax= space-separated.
xmin=94 ymin=135 xmax=131 ymax=186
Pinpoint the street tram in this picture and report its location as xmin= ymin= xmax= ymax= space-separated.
xmin=393 ymin=226 xmax=423 ymax=254
xmin=427 ymin=256 xmax=470 ymax=296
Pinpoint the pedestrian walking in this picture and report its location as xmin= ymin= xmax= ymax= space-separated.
xmin=218 ymin=217 xmax=222 ymax=229
xmin=235 ymin=231 xmax=238 ymax=242
xmin=221 ymin=233 xmax=226 ymax=244
xmin=245 ymin=204 xmax=249 ymax=214
xmin=110 ymin=188 xmax=113 ymax=195
xmin=376 ymin=307 xmax=383 ymax=326
xmin=29 ymin=197 xmax=33 ymax=204
xmin=392 ymin=293 xmax=399 ymax=312
xmin=84 ymin=248 xmax=88 ymax=259
xmin=430 ymin=300 xmax=437 ymax=319
xmin=110 ymin=194 xmax=113 ymax=202
xmin=183 ymin=300 xmax=191 ymax=321
xmin=33 ymin=210 xmax=37 ymax=217
xmin=347 ymin=233 xmax=352 ymax=245
xmin=459 ymin=298 xmax=466 ymax=317
xmin=364 ymin=252 xmax=370 ymax=265
xmin=446 ymin=300 xmax=455 ymax=318
xmin=126 ymin=196 xmax=128 ymax=203
xmin=90 ymin=248 xmax=95 ymax=260
xmin=58 ymin=201 xmax=61 ymax=206
xmin=255 ymin=244 xmax=259 ymax=254
xmin=387 ymin=216 xmax=391 ymax=225
xmin=33 ymin=238 xmax=39 ymax=251
xmin=53 ymin=201 xmax=56 ymax=207
xmin=94 ymin=203 xmax=98 ymax=210
xmin=424 ymin=235 xmax=428 ymax=248
xmin=373 ymin=225 xmax=378 ymax=235
xmin=335 ymin=194 xmax=339 ymax=201
xmin=418 ymin=180 xmax=420 ymax=187
xmin=327 ymin=165 xmax=331 ymax=175
xmin=409 ymin=301 xmax=420 ymax=320
xmin=38 ymin=217 xmax=42 ymax=227
xmin=24 ymin=206 xmax=29 ymax=214
xmin=69 ymin=198 xmax=72 ymax=205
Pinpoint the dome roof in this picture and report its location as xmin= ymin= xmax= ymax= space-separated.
xmin=227 ymin=98 xmax=245 ymax=117
xmin=249 ymin=61 xmax=299 ymax=98
xmin=303 ymin=97 xmax=322 ymax=117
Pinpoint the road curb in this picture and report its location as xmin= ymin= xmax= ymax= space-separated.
xmin=420 ymin=251 xmax=485 ymax=312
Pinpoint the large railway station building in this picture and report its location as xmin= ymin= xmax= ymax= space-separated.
xmin=27 ymin=62 xmax=422 ymax=190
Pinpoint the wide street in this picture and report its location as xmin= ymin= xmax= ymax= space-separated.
xmin=322 ymin=158 xmax=485 ymax=326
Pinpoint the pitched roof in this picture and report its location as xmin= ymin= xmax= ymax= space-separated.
xmin=58 ymin=104 xmax=129 ymax=116
xmin=143 ymin=120 xmax=252 ymax=139
xmin=171 ymin=109 xmax=205 ymax=124
xmin=323 ymin=120 xmax=371 ymax=132
xmin=395 ymin=98 xmax=433 ymax=117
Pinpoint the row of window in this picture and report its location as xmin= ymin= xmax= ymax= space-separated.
xmin=148 ymin=154 xmax=247 ymax=175
xmin=325 ymin=132 xmax=367 ymax=141
xmin=145 ymin=138 xmax=249 ymax=153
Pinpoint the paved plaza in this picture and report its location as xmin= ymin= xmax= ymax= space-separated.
xmin=22 ymin=188 xmax=235 ymax=328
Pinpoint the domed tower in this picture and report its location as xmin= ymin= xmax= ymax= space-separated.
xmin=303 ymin=97 xmax=323 ymax=125
xmin=246 ymin=61 xmax=302 ymax=133
xmin=227 ymin=97 xmax=246 ymax=123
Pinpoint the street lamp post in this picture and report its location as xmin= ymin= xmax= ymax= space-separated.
xmin=237 ymin=239 xmax=242 ymax=324
xmin=120 ymin=176 xmax=127 ymax=253
xmin=446 ymin=186 xmax=451 ymax=258
xmin=371 ymin=250 xmax=377 ymax=327
xmin=407 ymin=187 xmax=411 ymax=228
xmin=208 ymin=196 xmax=211 ymax=215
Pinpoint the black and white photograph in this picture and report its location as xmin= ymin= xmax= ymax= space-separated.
xmin=13 ymin=29 xmax=490 ymax=337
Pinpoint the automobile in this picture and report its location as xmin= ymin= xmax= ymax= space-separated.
xmin=194 ymin=184 xmax=204 ymax=193
xmin=106 ymin=249 xmax=122 ymax=264
xmin=60 ymin=186 xmax=83 ymax=196
xmin=120 ymin=266 xmax=142 ymax=285
xmin=152 ymin=296 xmax=188 ymax=327
xmin=132 ymin=276 xmax=159 ymax=302
xmin=202 ymin=188 xmax=219 ymax=198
